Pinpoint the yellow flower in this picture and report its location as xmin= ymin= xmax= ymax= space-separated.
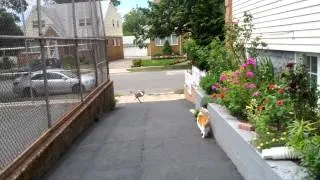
xmin=265 ymin=141 xmax=269 ymax=145
xmin=272 ymin=138 xmax=276 ymax=142
xmin=267 ymin=132 xmax=270 ymax=135
xmin=280 ymin=137 xmax=286 ymax=141
xmin=260 ymin=143 xmax=264 ymax=147
xmin=282 ymin=132 xmax=287 ymax=135
xmin=257 ymin=146 xmax=261 ymax=149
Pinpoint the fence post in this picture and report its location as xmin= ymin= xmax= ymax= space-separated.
xmin=89 ymin=0 xmax=99 ymax=86
xmin=37 ymin=0 xmax=51 ymax=128
xmin=72 ymin=0 xmax=84 ymax=101
xmin=98 ymin=0 xmax=110 ymax=81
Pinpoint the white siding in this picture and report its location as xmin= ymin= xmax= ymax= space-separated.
xmin=104 ymin=4 xmax=123 ymax=37
xmin=232 ymin=0 xmax=320 ymax=54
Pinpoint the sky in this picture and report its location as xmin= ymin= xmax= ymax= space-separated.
xmin=117 ymin=0 xmax=149 ymax=16
xmin=23 ymin=0 xmax=149 ymax=19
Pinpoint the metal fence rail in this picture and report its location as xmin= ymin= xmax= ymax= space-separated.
xmin=0 ymin=0 xmax=109 ymax=170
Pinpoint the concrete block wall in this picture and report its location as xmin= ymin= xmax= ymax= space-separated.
xmin=208 ymin=103 xmax=306 ymax=180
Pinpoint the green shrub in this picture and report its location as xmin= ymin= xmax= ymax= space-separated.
xmin=132 ymin=59 xmax=142 ymax=67
xmin=287 ymin=120 xmax=320 ymax=179
xmin=200 ymin=73 xmax=218 ymax=94
xmin=80 ymin=56 xmax=89 ymax=65
xmin=62 ymin=56 xmax=75 ymax=69
xmin=162 ymin=40 xmax=173 ymax=55
xmin=0 ymin=56 xmax=15 ymax=69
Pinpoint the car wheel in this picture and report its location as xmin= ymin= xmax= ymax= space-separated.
xmin=22 ymin=88 xmax=37 ymax=97
xmin=72 ymin=84 xmax=85 ymax=94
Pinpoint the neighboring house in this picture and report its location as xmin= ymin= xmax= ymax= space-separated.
xmin=226 ymin=0 xmax=320 ymax=86
xmin=148 ymin=0 xmax=183 ymax=57
xmin=123 ymin=36 xmax=150 ymax=57
xmin=22 ymin=0 xmax=123 ymax=65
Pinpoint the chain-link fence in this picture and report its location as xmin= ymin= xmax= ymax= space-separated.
xmin=0 ymin=0 xmax=109 ymax=170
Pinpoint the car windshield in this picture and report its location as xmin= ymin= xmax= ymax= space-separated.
xmin=58 ymin=71 xmax=78 ymax=78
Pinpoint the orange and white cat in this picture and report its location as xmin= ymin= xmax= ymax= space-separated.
xmin=196 ymin=108 xmax=211 ymax=138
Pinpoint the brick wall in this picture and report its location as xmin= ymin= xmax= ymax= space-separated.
xmin=106 ymin=36 xmax=124 ymax=61
xmin=148 ymin=37 xmax=182 ymax=57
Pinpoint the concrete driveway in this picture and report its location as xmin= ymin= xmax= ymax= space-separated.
xmin=43 ymin=100 xmax=243 ymax=180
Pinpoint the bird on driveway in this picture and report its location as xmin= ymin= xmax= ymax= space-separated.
xmin=130 ymin=90 xmax=145 ymax=103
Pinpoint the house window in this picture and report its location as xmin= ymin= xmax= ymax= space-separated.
xmin=79 ymin=18 xmax=92 ymax=26
xmin=117 ymin=20 xmax=119 ymax=27
xmin=171 ymin=35 xmax=178 ymax=45
xmin=155 ymin=35 xmax=178 ymax=46
xmin=155 ymin=38 xmax=165 ymax=46
xmin=117 ymin=39 xmax=121 ymax=46
xmin=304 ymin=55 xmax=318 ymax=86
xmin=86 ymin=18 xmax=92 ymax=26
xmin=79 ymin=19 xmax=85 ymax=26
xmin=112 ymin=19 xmax=115 ymax=27
xmin=32 ymin=20 xmax=45 ymax=28
xmin=113 ymin=39 xmax=117 ymax=47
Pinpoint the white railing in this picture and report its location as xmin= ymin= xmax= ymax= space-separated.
xmin=185 ymin=66 xmax=207 ymax=94
xmin=191 ymin=66 xmax=206 ymax=87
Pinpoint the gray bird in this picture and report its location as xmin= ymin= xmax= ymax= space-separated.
xmin=130 ymin=90 xmax=145 ymax=103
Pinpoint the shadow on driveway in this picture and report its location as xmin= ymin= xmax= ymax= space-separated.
xmin=43 ymin=100 xmax=243 ymax=180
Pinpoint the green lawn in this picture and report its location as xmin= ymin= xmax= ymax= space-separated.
xmin=141 ymin=58 xmax=186 ymax=67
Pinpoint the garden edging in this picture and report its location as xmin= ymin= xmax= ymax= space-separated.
xmin=207 ymin=103 xmax=307 ymax=180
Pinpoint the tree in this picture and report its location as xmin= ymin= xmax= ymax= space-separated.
xmin=0 ymin=9 xmax=24 ymax=55
xmin=53 ymin=0 xmax=120 ymax=6
xmin=123 ymin=8 xmax=148 ymax=36
xmin=0 ymin=0 xmax=28 ymax=13
xmin=142 ymin=0 xmax=225 ymax=46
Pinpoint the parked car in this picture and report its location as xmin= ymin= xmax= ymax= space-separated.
xmin=18 ymin=58 xmax=62 ymax=73
xmin=13 ymin=69 xmax=95 ymax=97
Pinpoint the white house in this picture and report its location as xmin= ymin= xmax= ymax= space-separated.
xmin=24 ymin=0 xmax=123 ymax=61
xmin=227 ymin=0 xmax=320 ymax=85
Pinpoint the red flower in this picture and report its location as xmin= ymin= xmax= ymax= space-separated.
xmin=276 ymin=100 xmax=284 ymax=106
xmin=220 ymin=93 xmax=225 ymax=99
xmin=268 ymin=83 xmax=275 ymax=90
xmin=211 ymin=94 xmax=218 ymax=98
xmin=278 ymin=88 xmax=285 ymax=94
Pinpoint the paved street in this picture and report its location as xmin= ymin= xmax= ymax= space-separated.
xmin=111 ymin=70 xmax=185 ymax=95
xmin=44 ymin=100 xmax=243 ymax=180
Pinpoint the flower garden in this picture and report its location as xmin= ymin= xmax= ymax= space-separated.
xmin=186 ymin=13 xmax=320 ymax=179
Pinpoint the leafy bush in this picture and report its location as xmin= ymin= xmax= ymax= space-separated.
xmin=80 ymin=57 xmax=89 ymax=65
xmin=184 ymin=39 xmax=210 ymax=71
xmin=287 ymin=120 xmax=320 ymax=179
xmin=162 ymin=40 xmax=173 ymax=55
xmin=62 ymin=56 xmax=75 ymax=69
xmin=280 ymin=64 xmax=318 ymax=121
xmin=0 ymin=56 xmax=15 ymax=69
xmin=200 ymin=73 xmax=217 ymax=94
xmin=132 ymin=59 xmax=142 ymax=67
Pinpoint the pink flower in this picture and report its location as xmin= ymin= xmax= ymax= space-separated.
xmin=220 ymin=74 xmax=227 ymax=81
xmin=244 ymin=83 xmax=257 ymax=89
xmin=211 ymin=85 xmax=217 ymax=91
xmin=252 ymin=91 xmax=260 ymax=97
xmin=246 ymin=71 xmax=254 ymax=78
xmin=241 ymin=63 xmax=247 ymax=68
xmin=232 ymin=71 xmax=240 ymax=78
xmin=223 ymin=88 xmax=228 ymax=92
xmin=247 ymin=57 xmax=256 ymax=66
